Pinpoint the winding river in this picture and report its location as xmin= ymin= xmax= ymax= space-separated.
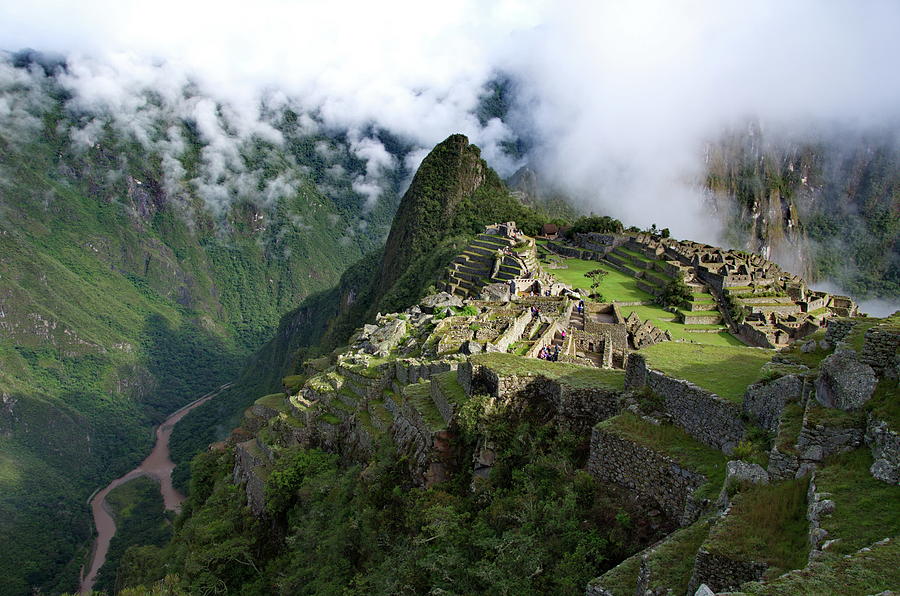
xmin=78 ymin=383 xmax=231 ymax=594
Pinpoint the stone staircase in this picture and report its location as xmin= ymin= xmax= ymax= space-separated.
xmin=445 ymin=232 xmax=534 ymax=298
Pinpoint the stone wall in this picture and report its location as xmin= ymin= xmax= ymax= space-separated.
xmin=796 ymin=405 xmax=865 ymax=463
xmin=588 ymin=428 xmax=708 ymax=526
xmin=554 ymin=385 xmax=623 ymax=434
xmin=574 ymin=232 xmax=624 ymax=255
xmin=860 ymin=324 xmax=900 ymax=376
xmin=866 ymin=414 xmax=900 ymax=484
xmin=460 ymin=360 xmax=623 ymax=433
xmin=395 ymin=358 xmax=457 ymax=385
xmin=687 ymin=548 xmax=767 ymax=594
xmin=743 ymin=375 xmax=804 ymax=433
xmin=824 ymin=318 xmax=856 ymax=345
xmin=806 ymin=472 xmax=835 ymax=562
xmin=625 ymin=355 xmax=745 ymax=453
xmin=487 ymin=309 xmax=533 ymax=353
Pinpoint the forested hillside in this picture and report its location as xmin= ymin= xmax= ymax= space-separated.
xmin=0 ymin=53 xmax=405 ymax=595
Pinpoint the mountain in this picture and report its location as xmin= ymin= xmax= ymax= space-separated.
xmin=106 ymin=132 xmax=900 ymax=593
xmin=706 ymin=123 xmax=899 ymax=300
xmin=0 ymin=54 xmax=406 ymax=595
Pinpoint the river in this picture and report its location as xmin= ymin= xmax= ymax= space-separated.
xmin=78 ymin=383 xmax=232 ymax=594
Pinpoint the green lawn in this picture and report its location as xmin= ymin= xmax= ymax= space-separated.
xmin=640 ymin=343 xmax=774 ymax=402
xmin=815 ymin=449 xmax=900 ymax=555
xmin=703 ymin=479 xmax=810 ymax=577
xmin=471 ymin=352 xmax=625 ymax=390
xmin=620 ymin=305 xmax=743 ymax=347
xmin=546 ymin=259 xmax=653 ymax=302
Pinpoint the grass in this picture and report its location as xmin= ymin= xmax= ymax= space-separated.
xmin=804 ymin=402 xmax=866 ymax=429
xmin=644 ymin=517 xmax=714 ymax=593
xmin=680 ymin=309 xmax=722 ymax=318
xmin=867 ymin=377 xmax=900 ymax=430
xmin=640 ymin=343 xmax=774 ymax=402
xmin=588 ymin=551 xmax=642 ymax=595
xmin=703 ymin=478 xmax=810 ymax=577
xmin=774 ymin=402 xmax=804 ymax=455
xmin=255 ymin=393 xmax=289 ymax=412
xmin=471 ymin=352 xmax=625 ymax=390
xmin=777 ymin=330 xmax=830 ymax=368
xmin=320 ymin=413 xmax=341 ymax=425
xmin=814 ymin=449 xmax=900 ymax=555
xmin=432 ymin=370 xmax=467 ymax=406
xmin=736 ymin=538 xmax=900 ymax=596
xmin=597 ymin=413 xmax=727 ymax=501
xmin=617 ymin=247 xmax=654 ymax=262
xmin=546 ymin=258 xmax=654 ymax=302
xmin=402 ymin=381 xmax=445 ymax=431
xmin=620 ymin=305 xmax=742 ymax=347
xmin=845 ymin=318 xmax=881 ymax=353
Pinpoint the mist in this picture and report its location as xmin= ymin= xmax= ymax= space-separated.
xmin=1 ymin=0 xmax=898 ymax=297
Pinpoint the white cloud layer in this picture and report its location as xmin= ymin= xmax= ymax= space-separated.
xmin=0 ymin=1 xmax=898 ymax=273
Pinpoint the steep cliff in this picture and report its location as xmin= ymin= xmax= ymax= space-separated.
xmin=706 ymin=124 xmax=899 ymax=300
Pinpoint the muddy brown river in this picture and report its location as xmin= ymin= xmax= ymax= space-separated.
xmin=79 ymin=384 xmax=231 ymax=594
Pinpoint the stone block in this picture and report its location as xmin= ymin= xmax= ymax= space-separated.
xmin=815 ymin=350 xmax=877 ymax=411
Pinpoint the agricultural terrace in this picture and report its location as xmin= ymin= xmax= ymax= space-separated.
xmin=639 ymin=342 xmax=774 ymax=402
xmin=537 ymin=250 xmax=741 ymax=347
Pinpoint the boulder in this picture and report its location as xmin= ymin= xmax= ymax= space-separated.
xmin=815 ymin=350 xmax=877 ymax=411
xmin=479 ymin=282 xmax=512 ymax=302
xmin=725 ymin=460 xmax=770 ymax=486
xmin=420 ymin=292 xmax=463 ymax=313
xmin=363 ymin=318 xmax=408 ymax=356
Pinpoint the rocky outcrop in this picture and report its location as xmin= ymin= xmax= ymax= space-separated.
xmin=233 ymin=439 xmax=270 ymax=517
xmin=866 ymin=414 xmax=900 ymax=485
xmin=743 ymin=374 xmax=804 ymax=433
xmin=420 ymin=292 xmax=463 ymax=313
xmin=814 ymin=350 xmax=877 ymax=411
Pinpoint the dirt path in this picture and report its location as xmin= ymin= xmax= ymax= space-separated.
xmin=78 ymin=383 xmax=231 ymax=594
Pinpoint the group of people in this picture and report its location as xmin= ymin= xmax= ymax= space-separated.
xmin=539 ymin=343 xmax=561 ymax=361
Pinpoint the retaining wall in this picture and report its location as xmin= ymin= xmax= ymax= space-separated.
xmin=625 ymin=355 xmax=744 ymax=452
xmin=588 ymin=427 xmax=707 ymax=526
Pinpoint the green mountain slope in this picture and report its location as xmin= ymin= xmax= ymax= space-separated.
xmin=0 ymin=56 xmax=403 ymax=595
xmin=167 ymin=134 xmax=548 ymax=482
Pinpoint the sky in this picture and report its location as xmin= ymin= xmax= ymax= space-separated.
xmin=0 ymin=0 xmax=898 ymax=308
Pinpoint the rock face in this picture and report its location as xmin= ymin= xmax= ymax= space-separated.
xmin=362 ymin=318 xmax=408 ymax=356
xmin=479 ymin=282 xmax=512 ymax=302
xmin=420 ymin=292 xmax=463 ymax=313
xmin=866 ymin=415 xmax=900 ymax=485
xmin=815 ymin=350 xmax=877 ymax=411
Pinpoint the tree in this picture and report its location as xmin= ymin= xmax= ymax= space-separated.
xmin=585 ymin=268 xmax=608 ymax=300
xmin=659 ymin=273 xmax=692 ymax=308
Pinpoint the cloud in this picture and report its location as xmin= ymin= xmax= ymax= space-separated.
xmin=495 ymin=1 xmax=900 ymax=240
xmin=0 ymin=0 xmax=899 ymax=263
